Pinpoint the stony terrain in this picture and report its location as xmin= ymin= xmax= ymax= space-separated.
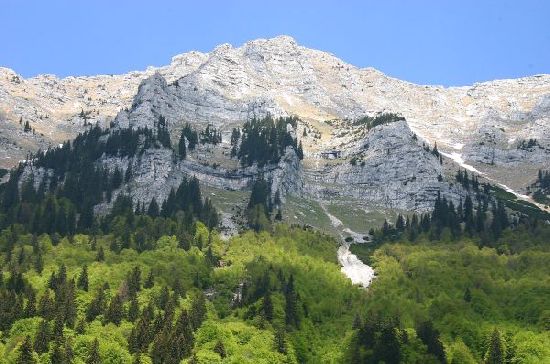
xmin=1 ymin=35 xmax=549 ymax=234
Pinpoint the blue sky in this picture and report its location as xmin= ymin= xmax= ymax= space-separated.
xmin=2 ymin=0 xmax=549 ymax=86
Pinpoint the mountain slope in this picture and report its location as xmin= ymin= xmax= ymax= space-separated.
xmin=1 ymin=35 xmax=548 ymax=213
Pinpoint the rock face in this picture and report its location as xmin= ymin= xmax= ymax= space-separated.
xmin=2 ymin=35 xmax=549 ymax=221
xmin=303 ymin=121 xmax=464 ymax=211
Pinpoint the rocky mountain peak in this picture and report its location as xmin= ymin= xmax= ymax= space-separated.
xmin=1 ymin=36 xmax=548 ymax=196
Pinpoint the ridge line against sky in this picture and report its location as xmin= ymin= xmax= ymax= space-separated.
xmin=1 ymin=0 xmax=549 ymax=86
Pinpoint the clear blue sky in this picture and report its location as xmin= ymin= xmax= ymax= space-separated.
xmin=2 ymin=0 xmax=549 ymax=86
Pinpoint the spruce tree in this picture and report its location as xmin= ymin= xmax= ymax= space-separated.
xmin=53 ymin=314 xmax=64 ymax=343
xmin=190 ymin=292 xmax=207 ymax=330
xmin=125 ymin=163 xmax=133 ymax=183
xmin=485 ymin=328 xmax=504 ymax=364
xmin=171 ymin=309 xmax=194 ymax=360
xmin=214 ymin=340 xmax=226 ymax=358
xmin=86 ymin=286 xmax=106 ymax=322
xmin=128 ymin=294 xmax=140 ymax=322
xmin=464 ymin=287 xmax=472 ymax=302
xmin=274 ymin=328 xmax=287 ymax=354
xmin=96 ymin=246 xmax=105 ymax=262
xmin=38 ymin=290 xmax=55 ymax=320
xmin=86 ymin=339 xmax=101 ymax=364
xmin=24 ymin=289 xmax=37 ymax=317
xmin=144 ymin=271 xmax=155 ymax=289
xmin=77 ymin=265 xmax=89 ymax=291
xmin=147 ymin=198 xmax=159 ymax=217
xmin=262 ymin=291 xmax=273 ymax=322
xmin=33 ymin=252 xmax=44 ymax=274
xmin=17 ymin=335 xmax=36 ymax=364
xmin=105 ymin=293 xmax=124 ymax=325
xmin=416 ymin=321 xmax=446 ymax=363
xmin=127 ymin=266 xmax=141 ymax=296
xmin=49 ymin=343 xmax=64 ymax=364
xmin=33 ymin=320 xmax=50 ymax=354
xmin=284 ymin=275 xmax=299 ymax=328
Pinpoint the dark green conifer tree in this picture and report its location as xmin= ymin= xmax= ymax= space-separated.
xmin=144 ymin=271 xmax=154 ymax=289
xmin=485 ymin=328 xmax=504 ymax=364
xmin=96 ymin=246 xmax=105 ymax=262
xmin=128 ymin=295 xmax=139 ymax=322
xmin=105 ymin=293 xmax=124 ymax=325
xmin=16 ymin=335 xmax=36 ymax=364
xmin=77 ymin=265 xmax=89 ymax=291
xmin=33 ymin=320 xmax=50 ymax=354
xmin=189 ymin=292 xmax=207 ymax=331
xmin=86 ymin=339 xmax=101 ymax=364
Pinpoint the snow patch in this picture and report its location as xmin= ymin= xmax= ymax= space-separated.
xmin=320 ymin=203 xmax=375 ymax=288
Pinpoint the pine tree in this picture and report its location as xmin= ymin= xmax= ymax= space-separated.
xmin=144 ymin=271 xmax=154 ymax=289
xmin=33 ymin=320 xmax=50 ymax=354
xmin=75 ymin=318 xmax=86 ymax=334
xmin=86 ymin=286 xmax=106 ymax=322
xmin=86 ymin=339 xmax=101 ymax=364
xmin=464 ymin=287 xmax=472 ymax=302
xmin=53 ymin=314 xmax=64 ymax=343
xmin=374 ymin=325 xmax=401 ymax=364
xmin=485 ymin=328 xmax=504 ymax=364
xmin=171 ymin=309 xmax=194 ymax=360
xmin=274 ymin=328 xmax=287 ymax=354
xmin=33 ymin=252 xmax=44 ymax=274
xmin=125 ymin=163 xmax=133 ymax=183
xmin=503 ymin=331 xmax=516 ymax=364
xmin=147 ymin=198 xmax=159 ymax=217
xmin=262 ymin=291 xmax=273 ymax=322
xmin=150 ymin=327 xmax=170 ymax=364
xmin=111 ymin=167 xmax=123 ymax=189
xmin=17 ymin=335 xmax=36 ymax=364
xmin=128 ymin=294 xmax=139 ymax=322
xmin=173 ymin=277 xmax=184 ymax=298
xmin=284 ymin=275 xmax=299 ymax=328
xmin=24 ymin=120 xmax=32 ymax=133
xmin=77 ymin=265 xmax=89 ymax=291
xmin=214 ymin=340 xmax=226 ymax=358
xmin=127 ymin=266 xmax=141 ymax=296
xmin=189 ymin=353 xmax=199 ymax=364
xmin=38 ymin=290 xmax=55 ymax=320
xmin=190 ymin=292 xmax=207 ymax=330
xmin=64 ymin=279 xmax=77 ymax=328
xmin=24 ymin=289 xmax=37 ymax=317
xmin=96 ymin=246 xmax=105 ymax=262
xmin=105 ymin=293 xmax=124 ymax=325
xmin=50 ymin=343 xmax=64 ymax=364
xmin=352 ymin=313 xmax=362 ymax=330
xmin=416 ymin=321 xmax=446 ymax=363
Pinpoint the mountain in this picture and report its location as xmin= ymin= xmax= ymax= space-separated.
xmin=1 ymin=36 xmax=549 ymax=363
xmin=1 ymin=35 xmax=549 ymax=237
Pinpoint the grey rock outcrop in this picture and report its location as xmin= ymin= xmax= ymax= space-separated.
xmin=2 ymin=35 xmax=548 ymax=220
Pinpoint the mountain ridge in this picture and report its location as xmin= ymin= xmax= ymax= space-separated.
xmin=1 ymin=35 xmax=549 ymax=198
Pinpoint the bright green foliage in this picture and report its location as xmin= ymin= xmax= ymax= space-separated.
xmin=0 ymin=223 xmax=364 ymax=363
xmin=361 ymin=240 xmax=550 ymax=363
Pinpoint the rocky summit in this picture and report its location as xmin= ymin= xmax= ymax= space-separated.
xmin=1 ymin=35 xmax=548 ymax=235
